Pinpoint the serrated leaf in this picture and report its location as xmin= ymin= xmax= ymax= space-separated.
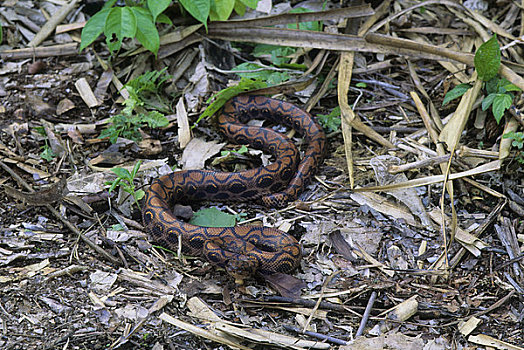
xmin=132 ymin=7 xmax=159 ymax=55
xmin=40 ymin=146 xmax=55 ymax=162
xmin=492 ymin=93 xmax=512 ymax=123
xmin=80 ymin=8 xmax=111 ymax=51
xmin=210 ymin=0 xmax=235 ymax=21
xmin=485 ymin=77 xmax=499 ymax=94
xmin=189 ymin=207 xmax=237 ymax=227
xmin=147 ymin=0 xmax=170 ymax=22
xmin=481 ymin=93 xmax=497 ymax=111
xmin=442 ymin=83 xmax=472 ymax=106
xmin=142 ymin=111 xmax=169 ymax=128
xmin=501 ymin=82 xmax=522 ymax=92
xmin=179 ymin=0 xmax=211 ymax=28
xmin=474 ymin=34 xmax=501 ymax=81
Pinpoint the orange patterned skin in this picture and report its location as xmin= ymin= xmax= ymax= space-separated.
xmin=142 ymin=95 xmax=326 ymax=277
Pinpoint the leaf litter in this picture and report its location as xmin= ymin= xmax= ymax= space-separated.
xmin=0 ymin=0 xmax=523 ymax=349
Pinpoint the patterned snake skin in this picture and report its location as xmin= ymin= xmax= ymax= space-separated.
xmin=142 ymin=95 xmax=326 ymax=278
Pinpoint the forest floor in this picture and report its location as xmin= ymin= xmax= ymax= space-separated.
xmin=0 ymin=1 xmax=523 ymax=349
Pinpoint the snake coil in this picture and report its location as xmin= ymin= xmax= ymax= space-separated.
xmin=142 ymin=95 xmax=326 ymax=278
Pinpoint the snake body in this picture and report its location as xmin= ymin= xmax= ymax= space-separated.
xmin=142 ymin=95 xmax=326 ymax=277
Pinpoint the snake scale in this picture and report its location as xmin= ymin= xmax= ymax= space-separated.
xmin=142 ymin=95 xmax=326 ymax=278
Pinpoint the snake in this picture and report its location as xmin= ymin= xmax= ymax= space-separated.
xmin=142 ymin=95 xmax=326 ymax=279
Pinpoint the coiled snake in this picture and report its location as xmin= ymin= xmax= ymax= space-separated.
xmin=142 ymin=95 xmax=326 ymax=279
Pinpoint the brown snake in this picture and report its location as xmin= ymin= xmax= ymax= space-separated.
xmin=142 ymin=95 xmax=326 ymax=278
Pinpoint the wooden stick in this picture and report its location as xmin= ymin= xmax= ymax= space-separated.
xmin=28 ymin=0 xmax=80 ymax=47
xmin=0 ymin=43 xmax=78 ymax=59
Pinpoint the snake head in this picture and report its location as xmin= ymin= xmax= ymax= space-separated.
xmin=225 ymin=256 xmax=258 ymax=284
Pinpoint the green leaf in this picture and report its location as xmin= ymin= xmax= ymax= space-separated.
xmin=232 ymin=62 xmax=290 ymax=85
xmin=132 ymin=7 xmax=160 ymax=55
xmin=317 ymin=106 xmax=341 ymax=132
xmin=503 ymin=131 xmax=524 ymax=150
xmin=135 ymin=189 xmax=145 ymax=201
xmin=34 ymin=126 xmax=46 ymax=136
xmin=111 ymin=223 xmax=124 ymax=231
xmin=233 ymin=0 xmax=246 ymax=15
xmin=221 ymin=144 xmax=249 ymax=156
xmin=141 ymin=111 xmax=169 ymax=128
xmin=189 ymin=207 xmax=237 ymax=227
xmin=492 ymin=93 xmax=512 ymax=123
xmin=111 ymin=167 xmax=132 ymax=180
xmin=481 ymin=93 xmax=497 ymax=111
xmin=104 ymin=7 xmax=137 ymax=54
xmin=147 ymin=0 xmax=170 ymax=22
xmin=196 ymin=77 xmax=267 ymax=125
xmin=501 ymin=81 xmax=522 ymax=93
xmin=288 ymin=7 xmax=321 ymax=31
xmin=485 ymin=77 xmax=499 ymax=94
xmin=253 ymin=44 xmax=296 ymax=65
xmin=239 ymin=0 xmax=259 ymax=8
xmin=210 ymin=0 xmax=235 ymax=21
xmin=131 ymin=160 xmax=142 ymax=178
xmin=474 ymin=34 xmax=501 ymax=81
xmin=40 ymin=145 xmax=56 ymax=161
xmin=102 ymin=0 xmax=118 ymax=10
xmin=80 ymin=8 xmax=111 ymax=51
xmin=442 ymin=83 xmax=472 ymax=106
xmin=156 ymin=13 xmax=173 ymax=25
xmin=179 ymin=0 xmax=211 ymax=28
xmin=107 ymin=178 xmax=121 ymax=194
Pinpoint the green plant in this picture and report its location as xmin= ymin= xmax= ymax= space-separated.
xmin=443 ymin=34 xmax=521 ymax=123
xmin=106 ymin=161 xmax=145 ymax=208
xmin=481 ymin=77 xmax=521 ymax=123
xmin=126 ymin=68 xmax=173 ymax=113
xmin=504 ymin=131 xmax=524 ymax=149
xmin=443 ymin=34 xmax=523 ymax=161
xmin=80 ymin=0 xmax=172 ymax=56
xmin=195 ymin=77 xmax=267 ymax=126
xmin=100 ymin=68 xmax=170 ymax=143
xmin=221 ymin=144 xmax=248 ymax=157
xmin=250 ymin=7 xmax=322 ymax=67
xmin=181 ymin=0 xmax=260 ymax=28
xmin=80 ymin=0 xmax=261 ymax=56
xmin=40 ymin=143 xmax=56 ymax=162
xmin=34 ymin=126 xmax=57 ymax=161
xmin=317 ymin=106 xmax=341 ymax=132
xmin=189 ymin=207 xmax=246 ymax=227
xmin=503 ymin=131 xmax=524 ymax=163
xmin=232 ymin=62 xmax=294 ymax=85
